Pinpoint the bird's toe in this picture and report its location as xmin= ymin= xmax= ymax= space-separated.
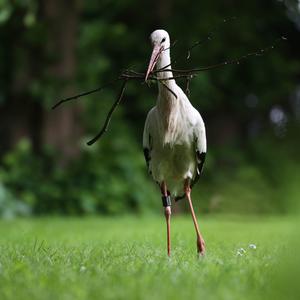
xmin=197 ymin=237 xmax=206 ymax=256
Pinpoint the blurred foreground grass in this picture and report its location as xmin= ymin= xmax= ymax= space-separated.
xmin=0 ymin=215 xmax=298 ymax=300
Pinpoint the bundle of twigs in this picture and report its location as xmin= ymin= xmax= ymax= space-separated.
xmin=52 ymin=18 xmax=286 ymax=146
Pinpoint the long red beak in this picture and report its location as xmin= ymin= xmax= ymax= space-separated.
xmin=145 ymin=45 xmax=163 ymax=81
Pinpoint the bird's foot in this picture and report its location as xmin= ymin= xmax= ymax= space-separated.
xmin=197 ymin=236 xmax=206 ymax=256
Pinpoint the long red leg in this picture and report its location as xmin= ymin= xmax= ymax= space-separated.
xmin=184 ymin=180 xmax=205 ymax=255
xmin=161 ymin=182 xmax=171 ymax=257
xmin=165 ymin=206 xmax=171 ymax=257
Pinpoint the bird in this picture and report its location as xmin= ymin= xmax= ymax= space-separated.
xmin=143 ymin=29 xmax=207 ymax=256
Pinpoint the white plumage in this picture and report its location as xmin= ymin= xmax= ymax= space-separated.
xmin=143 ymin=30 xmax=207 ymax=197
xmin=142 ymin=29 xmax=207 ymax=256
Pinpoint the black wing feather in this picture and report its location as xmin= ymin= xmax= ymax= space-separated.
xmin=143 ymin=148 xmax=151 ymax=170
xmin=191 ymin=151 xmax=206 ymax=188
xmin=143 ymin=134 xmax=152 ymax=175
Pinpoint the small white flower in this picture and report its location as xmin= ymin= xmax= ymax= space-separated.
xmin=236 ymin=247 xmax=246 ymax=256
xmin=236 ymin=251 xmax=243 ymax=256
xmin=249 ymin=244 xmax=257 ymax=250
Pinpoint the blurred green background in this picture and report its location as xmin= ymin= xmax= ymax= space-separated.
xmin=0 ymin=0 xmax=299 ymax=217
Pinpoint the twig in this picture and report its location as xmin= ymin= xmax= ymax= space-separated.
xmin=160 ymin=81 xmax=178 ymax=98
xmin=53 ymin=30 xmax=286 ymax=145
xmin=186 ymin=16 xmax=237 ymax=60
xmin=154 ymin=36 xmax=286 ymax=76
xmin=86 ymin=80 xmax=128 ymax=146
xmin=52 ymin=78 xmax=122 ymax=109
xmin=159 ymin=16 xmax=237 ymax=71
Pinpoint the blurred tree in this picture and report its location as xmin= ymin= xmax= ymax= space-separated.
xmin=43 ymin=0 xmax=83 ymax=162
xmin=0 ymin=0 xmax=83 ymax=162
xmin=0 ymin=0 xmax=299 ymax=215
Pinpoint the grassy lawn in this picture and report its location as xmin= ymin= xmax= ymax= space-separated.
xmin=0 ymin=215 xmax=298 ymax=300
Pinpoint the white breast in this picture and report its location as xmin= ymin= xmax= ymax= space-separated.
xmin=143 ymin=85 xmax=205 ymax=196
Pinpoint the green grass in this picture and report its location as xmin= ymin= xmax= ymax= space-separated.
xmin=0 ymin=215 xmax=298 ymax=300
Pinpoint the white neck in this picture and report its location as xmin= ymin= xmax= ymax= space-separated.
xmin=156 ymin=48 xmax=177 ymax=102
xmin=156 ymin=48 xmax=175 ymax=83
xmin=155 ymin=48 xmax=179 ymax=132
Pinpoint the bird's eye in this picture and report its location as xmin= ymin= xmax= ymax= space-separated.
xmin=161 ymin=37 xmax=166 ymax=43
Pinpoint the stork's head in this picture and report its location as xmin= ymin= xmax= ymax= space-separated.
xmin=145 ymin=29 xmax=170 ymax=81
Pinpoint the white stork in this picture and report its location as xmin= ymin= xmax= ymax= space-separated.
xmin=143 ymin=30 xmax=207 ymax=256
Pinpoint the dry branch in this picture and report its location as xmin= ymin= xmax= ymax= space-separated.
xmin=52 ymin=32 xmax=286 ymax=145
xmin=52 ymin=79 xmax=122 ymax=110
xmin=86 ymin=80 xmax=128 ymax=146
